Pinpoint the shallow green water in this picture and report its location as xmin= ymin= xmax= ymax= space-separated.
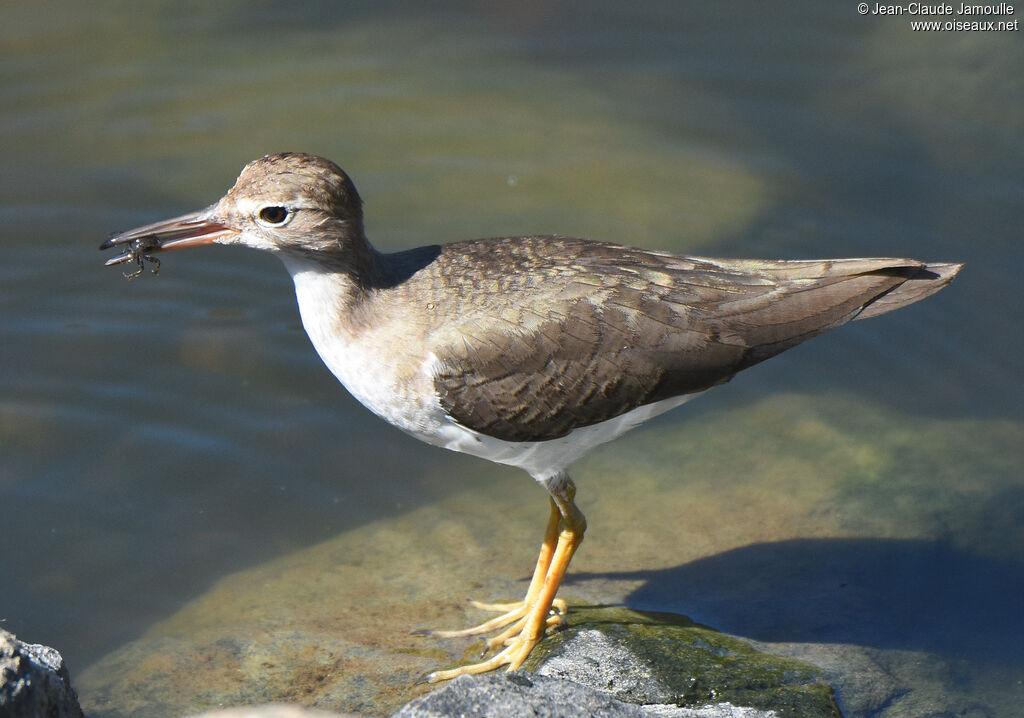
xmin=2 ymin=2 xmax=1021 ymax=716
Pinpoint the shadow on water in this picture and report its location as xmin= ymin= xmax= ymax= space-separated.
xmin=570 ymin=536 xmax=1024 ymax=664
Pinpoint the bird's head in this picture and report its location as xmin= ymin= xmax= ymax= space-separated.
xmin=101 ymin=153 xmax=365 ymax=268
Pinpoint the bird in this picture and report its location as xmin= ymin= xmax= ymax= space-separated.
xmin=101 ymin=152 xmax=962 ymax=682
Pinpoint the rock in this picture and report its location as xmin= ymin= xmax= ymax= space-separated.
xmin=392 ymin=672 xmax=642 ymax=717
xmin=392 ymin=605 xmax=840 ymax=717
xmin=186 ymin=705 xmax=362 ymax=718
xmin=748 ymin=639 xmax=1010 ymax=718
xmin=392 ymin=673 xmax=781 ymax=717
xmin=525 ymin=605 xmax=841 ymax=717
xmin=0 ymin=628 xmax=84 ymax=718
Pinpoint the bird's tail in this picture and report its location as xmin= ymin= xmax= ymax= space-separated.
xmin=686 ymin=256 xmax=965 ymax=370
xmin=854 ymin=261 xmax=964 ymax=320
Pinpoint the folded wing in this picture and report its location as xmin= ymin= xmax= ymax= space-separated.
xmin=429 ymin=240 xmax=961 ymax=442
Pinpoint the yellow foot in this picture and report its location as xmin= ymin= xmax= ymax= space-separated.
xmin=470 ymin=597 xmax=568 ymax=615
xmin=419 ymin=622 xmax=548 ymax=683
xmin=417 ymin=476 xmax=586 ymax=684
xmin=421 ymin=597 xmax=567 ymax=641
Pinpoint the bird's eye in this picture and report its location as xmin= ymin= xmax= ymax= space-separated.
xmin=257 ymin=206 xmax=290 ymax=225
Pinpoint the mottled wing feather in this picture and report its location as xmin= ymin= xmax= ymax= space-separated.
xmin=427 ymin=237 xmax=955 ymax=442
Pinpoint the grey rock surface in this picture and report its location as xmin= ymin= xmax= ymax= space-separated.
xmin=392 ymin=673 xmax=779 ymax=718
xmin=392 ymin=673 xmax=645 ymax=717
xmin=523 ymin=606 xmax=839 ymax=716
xmin=186 ymin=705 xmax=362 ymax=718
xmin=0 ymin=628 xmax=83 ymax=718
xmin=392 ymin=605 xmax=845 ymax=717
xmin=535 ymin=627 xmax=675 ymax=703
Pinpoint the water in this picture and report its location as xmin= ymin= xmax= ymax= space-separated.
xmin=1 ymin=1 xmax=1021 ymax=715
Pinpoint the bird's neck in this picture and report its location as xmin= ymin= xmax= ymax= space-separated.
xmin=277 ymin=224 xmax=382 ymax=303
xmin=276 ymin=228 xmax=443 ymax=342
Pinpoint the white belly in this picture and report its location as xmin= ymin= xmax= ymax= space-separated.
xmin=422 ymin=382 xmax=704 ymax=481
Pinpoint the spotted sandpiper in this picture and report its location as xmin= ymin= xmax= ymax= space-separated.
xmin=101 ymin=153 xmax=962 ymax=681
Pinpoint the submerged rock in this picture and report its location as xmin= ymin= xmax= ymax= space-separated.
xmin=0 ymin=628 xmax=84 ymax=718
xmin=75 ymin=393 xmax=1020 ymax=716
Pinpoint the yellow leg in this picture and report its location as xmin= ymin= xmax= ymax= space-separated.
xmin=421 ymin=474 xmax=586 ymax=683
xmin=424 ymin=497 xmax=562 ymax=641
